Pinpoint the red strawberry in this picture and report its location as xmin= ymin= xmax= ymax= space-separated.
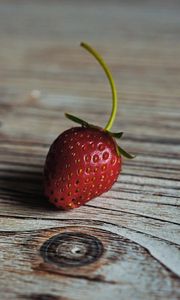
xmin=43 ymin=42 xmax=134 ymax=210
xmin=44 ymin=126 xmax=121 ymax=209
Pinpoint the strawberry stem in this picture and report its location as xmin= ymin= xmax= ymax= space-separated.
xmin=81 ymin=42 xmax=117 ymax=131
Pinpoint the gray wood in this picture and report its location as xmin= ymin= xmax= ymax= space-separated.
xmin=0 ymin=1 xmax=180 ymax=299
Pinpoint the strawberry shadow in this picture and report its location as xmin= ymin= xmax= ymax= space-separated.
xmin=2 ymin=166 xmax=66 ymax=213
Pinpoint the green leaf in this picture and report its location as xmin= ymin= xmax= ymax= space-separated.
xmin=117 ymin=145 xmax=135 ymax=159
xmin=65 ymin=113 xmax=89 ymax=127
xmin=110 ymin=132 xmax=124 ymax=139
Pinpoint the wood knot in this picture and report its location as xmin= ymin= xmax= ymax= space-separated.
xmin=40 ymin=232 xmax=104 ymax=267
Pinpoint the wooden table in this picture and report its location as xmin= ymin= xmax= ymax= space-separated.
xmin=0 ymin=1 xmax=180 ymax=299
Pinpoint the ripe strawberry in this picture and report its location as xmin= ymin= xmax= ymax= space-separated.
xmin=44 ymin=126 xmax=121 ymax=209
xmin=43 ymin=42 xmax=134 ymax=210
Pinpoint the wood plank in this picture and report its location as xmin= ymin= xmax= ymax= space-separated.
xmin=0 ymin=224 xmax=180 ymax=300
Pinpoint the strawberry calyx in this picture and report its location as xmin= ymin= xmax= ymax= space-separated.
xmin=110 ymin=131 xmax=124 ymax=139
xmin=117 ymin=145 xmax=135 ymax=159
xmin=65 ymin=113 xmax=98 ymax=129
xmin=65 ymin=113 xmax=135 ymax=159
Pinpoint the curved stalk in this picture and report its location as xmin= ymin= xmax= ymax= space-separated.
xmin=81 ymin=42 xmax=117 ymax=131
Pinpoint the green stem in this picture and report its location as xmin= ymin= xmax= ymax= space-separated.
xmin=81 ymin=42 xmax=117 ymax=131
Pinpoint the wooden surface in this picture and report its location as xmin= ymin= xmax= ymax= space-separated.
xmin=0 ymin=1 xmax=180 ymax=299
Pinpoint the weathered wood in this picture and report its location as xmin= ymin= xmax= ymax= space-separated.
xmin=0 ymin=225 xmax=180 ymax=300
xmin=0 ymin=0 xmax=180 ymax=299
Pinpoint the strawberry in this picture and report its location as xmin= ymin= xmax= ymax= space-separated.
xmin=44 ymin=125 xmax=121 ymax=209
xmin=44 ymin=42 xmax=134 ymax=209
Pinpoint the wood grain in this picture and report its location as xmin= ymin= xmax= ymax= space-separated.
xmin=0 ymin=0 xmax=180 ymax=299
